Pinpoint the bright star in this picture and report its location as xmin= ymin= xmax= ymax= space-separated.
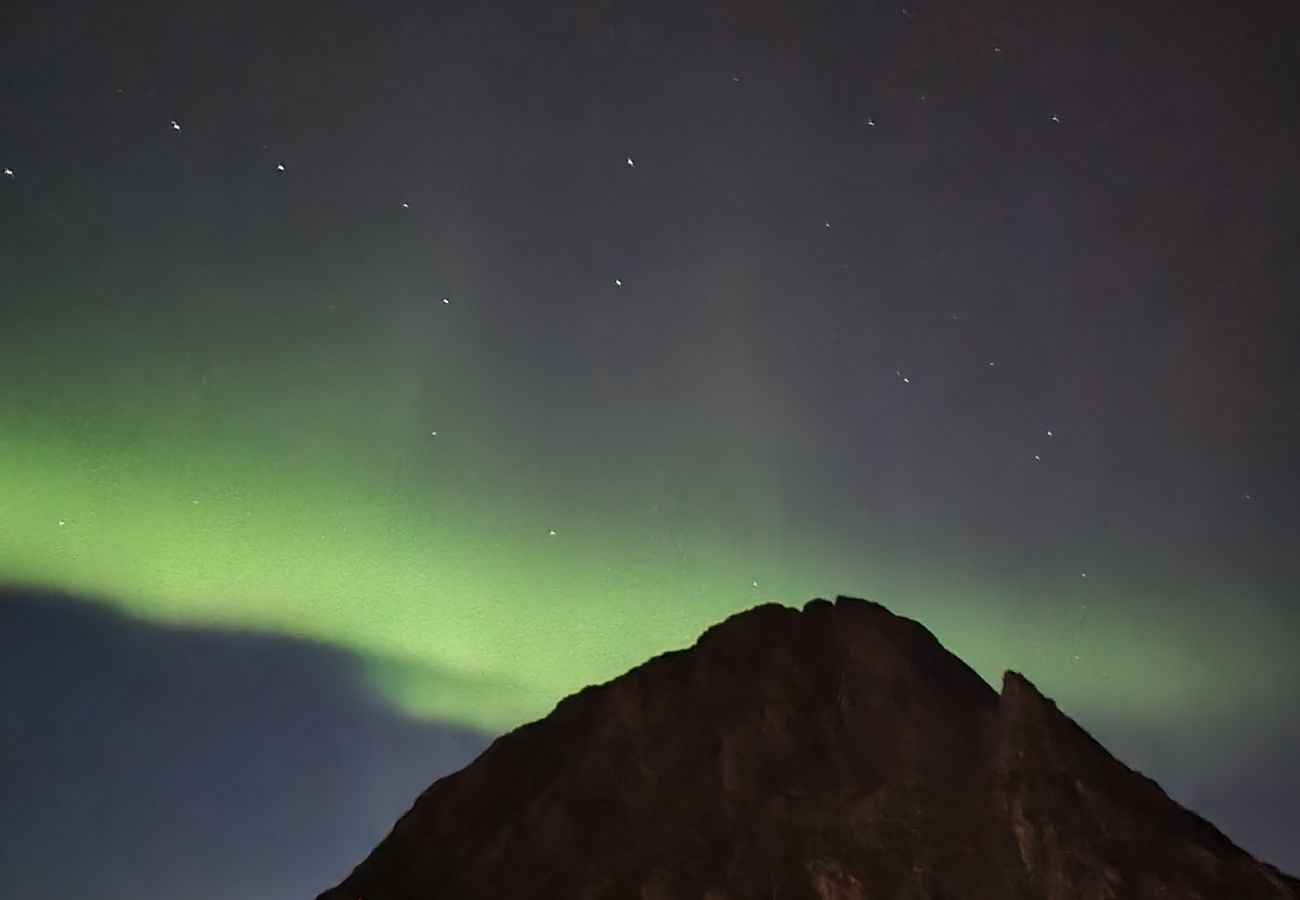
xmin=2 ymin=168 xmax=13 ymax=178
xmin=614 ymin=278 xmax=622 ymax=286
xmin=275 ymin=162 xmax=286 ymax=172
xmin=626 ymin=157 xmax=635 ymax=167
xmin=170 ymin=120 xmax=181 ymax=132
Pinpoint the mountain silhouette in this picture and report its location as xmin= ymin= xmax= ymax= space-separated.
xmin=316 ymin=597 xmax=1300 ymax=899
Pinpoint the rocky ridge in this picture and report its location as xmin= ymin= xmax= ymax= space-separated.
xmin=317 ymin=596 xmax=1299 ymax=900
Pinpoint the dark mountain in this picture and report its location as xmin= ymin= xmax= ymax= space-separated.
xmin=316 ymin=597 xmax=1299 ymax=899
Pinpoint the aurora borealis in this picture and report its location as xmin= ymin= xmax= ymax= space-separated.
xmin=2 ymin=0 xmax=1299 ymax=894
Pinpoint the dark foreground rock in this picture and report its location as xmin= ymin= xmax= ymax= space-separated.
xmin=316 ymin=597 xmax=1300 ymax=900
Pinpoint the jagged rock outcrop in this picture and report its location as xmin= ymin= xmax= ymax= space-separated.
xmin=316 ymin=597 xmax=1300 ymax=899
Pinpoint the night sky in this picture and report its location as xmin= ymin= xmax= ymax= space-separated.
xmin=2 ymin=0 xmax=1298 ymax=894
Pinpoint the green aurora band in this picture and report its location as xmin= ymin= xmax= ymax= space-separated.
xmin=1 ymin=282 xmax=1293 ymax=736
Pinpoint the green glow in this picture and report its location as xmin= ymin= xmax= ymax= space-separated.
xmin=2 ymin=296 xmax=1294 ymax=734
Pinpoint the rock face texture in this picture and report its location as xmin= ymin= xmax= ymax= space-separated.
xmin=316 ymin=597 xmax=1299 ymax=900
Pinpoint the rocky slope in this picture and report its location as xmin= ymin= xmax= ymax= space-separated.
xmin=316 ymin=597 xmax=1300 ymax=899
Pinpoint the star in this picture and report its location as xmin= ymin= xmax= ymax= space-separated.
xmin=548 ymin=529 xmax=557 ymax=537
xmin=752 ymin=580 xmax=759 ymax=588
xmin=430 ymin=431 xmax=438 ymax=436
xmin=896 ymin=371 xmax=910 ymax=384
xmin=275 ymin=162 xmax=286 ymax=172
xmin=2 ymin=168 xmax=13 ymax=178
xmin=614 ymin=278 xmax=622 ymax=286
xmin=1080 ymin=572 xmax=1088 ymax=579
xmin=1050 ymin=114 xmax=1060 ymax=123
xmin=626 ymin=156 xmax=635 ymax=168
xmin=441 ymin=297 xmax=450 ymax=304
xmin=401 ymin=202 xmax=410 ymax=209
xmin=1046 ymin=430 xmax=1054 ymax=437
xmin=993 ymin=46 xmax=1003 ymax=53
xmin=1034 ymin=455 xmax=1041 ymax=461
xmin=170 ymin=120 xmax=181 ymax=132
xmin=866 ymin=117 xmax=875 ymax=127
xmin=824 ymin=221 xmax=831 ymax=228
xmin=57 ymin=519 xmax=65 ymax=527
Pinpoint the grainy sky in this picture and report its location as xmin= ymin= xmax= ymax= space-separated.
xmin=1 ymin=0 xmax=1297 ymax=893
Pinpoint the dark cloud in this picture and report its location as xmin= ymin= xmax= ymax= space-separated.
xmin=0 ymin=588 xmax=488 ymax=900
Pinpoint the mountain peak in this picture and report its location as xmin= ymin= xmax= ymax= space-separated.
xmin=316 ymin=597 xmax=1298 ymax=900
